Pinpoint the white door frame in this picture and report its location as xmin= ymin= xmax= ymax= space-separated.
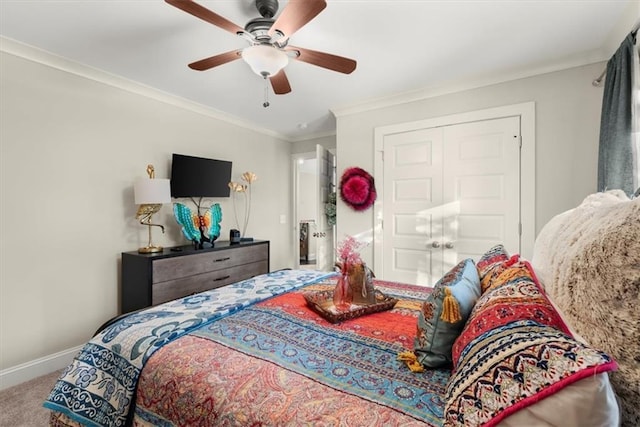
xmin=373 ymin=102 xmax=536 ymax=277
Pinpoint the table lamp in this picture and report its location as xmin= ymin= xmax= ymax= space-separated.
xmin=134 ymin=164 xmax=171 ymax=253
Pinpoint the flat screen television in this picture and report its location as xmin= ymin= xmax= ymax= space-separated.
xmin=170 ymin=153 xmax=232 ymax=198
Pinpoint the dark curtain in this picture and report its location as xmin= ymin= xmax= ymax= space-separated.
xmin=598 ymin=32 xmax=637 ymax=195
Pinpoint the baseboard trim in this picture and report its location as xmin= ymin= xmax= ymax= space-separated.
xmin=0 ymin=346 xmax=82 ymax=390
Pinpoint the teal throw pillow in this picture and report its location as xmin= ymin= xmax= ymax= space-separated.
xmin=414 ymin=259 xmax=481 ymax=368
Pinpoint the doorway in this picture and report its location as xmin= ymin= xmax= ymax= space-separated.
xmin=292 ymin=146 xmax=336 ymax=271
xmin=296 ymin=155 xmax=318 ymax=268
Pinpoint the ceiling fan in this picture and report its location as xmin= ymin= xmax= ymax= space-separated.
xmin=165 ymin=0 xmax=357 ymax=99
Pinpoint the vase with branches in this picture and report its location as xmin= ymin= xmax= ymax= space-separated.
xmin=228 ymin=172 xmax=257 ymax=239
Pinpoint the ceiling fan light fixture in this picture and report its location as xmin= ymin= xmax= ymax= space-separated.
xmin=242 ymin=45 xmax=288 ymax=77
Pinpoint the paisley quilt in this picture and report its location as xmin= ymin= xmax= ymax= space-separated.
xmin=43 ymin=270 xmax=336 ymax=427
xmin=45 ymin=265 xmax=618 ymax=427
xmin=132 ymin=280 xmax=448 ymax=426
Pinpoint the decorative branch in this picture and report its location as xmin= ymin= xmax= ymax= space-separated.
xmin=228 ymin=172 xmax=257 ymax=238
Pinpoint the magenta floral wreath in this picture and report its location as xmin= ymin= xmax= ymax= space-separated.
xmin=339 ymin=167 xmax=377 ymax=211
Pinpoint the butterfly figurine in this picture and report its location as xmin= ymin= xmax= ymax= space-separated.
xmin=173 ymin=203 xmax=222 ymax=249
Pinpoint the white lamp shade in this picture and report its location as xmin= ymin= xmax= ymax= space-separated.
xmin=134 ymin=178 xmax=171 ymax=205
xmin=242 ymin=45 xmax=289 ymax=77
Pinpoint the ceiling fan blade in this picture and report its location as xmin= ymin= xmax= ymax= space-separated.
xmin=286 ymin=46 xmax=356 ymax=74
xmin=268 ymin=0 xmax=326 ymax=39
xmin=165 ymin=0 xmax=244 ymax=35
xmin=270 ymin=70 xmax=292 ymax=95
xmin=188 ymin=49 xmax=243 ymax=71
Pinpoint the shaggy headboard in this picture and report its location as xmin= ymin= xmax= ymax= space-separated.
xmin=532 ymin=190 xmax=640 ymax=426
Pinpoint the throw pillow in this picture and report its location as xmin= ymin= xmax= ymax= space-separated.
xmin=400 ymin=259 xmax=481 ymax=370
xmin=476 ymin=244 xmax=509 ymax=278
xmin=476 ymin=244 xmax=518 ymax=293
xmin=445 ymin=259 xmax=617 ymax=427
xmin=451 ymin=260 xmax=570 ymax=369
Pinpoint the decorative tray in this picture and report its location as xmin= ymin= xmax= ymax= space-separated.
xmin=303 ymin=289 xmax=398 ymax=324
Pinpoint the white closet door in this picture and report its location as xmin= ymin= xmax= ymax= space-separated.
xmin=442 ymin=116 xmax=521 ymax=270
xmin=380 ymin=116 xmax=521 ymax=286
xmin=382 ymin=128 xmax=444 ymax=286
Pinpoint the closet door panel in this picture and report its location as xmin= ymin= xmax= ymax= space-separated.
xmin=442 ymin=116 xmax=521 ymax=265
xmin=382 ymin=128 xmax=444 ymax=286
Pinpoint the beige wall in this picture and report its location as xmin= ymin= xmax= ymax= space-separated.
xmin=0 ymin=50 xmax=294 ymax=370
xmin=334 ymin=62 xmax=605 ymax=266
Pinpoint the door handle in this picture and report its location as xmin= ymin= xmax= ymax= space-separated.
xmin=431 ymin=241 xmax=441 ymax=248
xmin=445 ymin=242 xmax=454 ymax=249
xmin=313 ymin=232 xmax=326 ymax=238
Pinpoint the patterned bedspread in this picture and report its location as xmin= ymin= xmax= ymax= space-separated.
xmin=44 ymin=270 xmax=337 ymax=427
xmin=45 ymin=266 xmax=615 ymax=427
xmin=132 ymin=280 xmax=448 ymax=427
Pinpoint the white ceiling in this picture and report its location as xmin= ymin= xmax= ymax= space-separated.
xmin=0 ymin=0 xmax=634 ymax=141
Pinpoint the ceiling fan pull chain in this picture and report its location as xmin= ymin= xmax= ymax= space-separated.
xmin=263 ymin=75 xmax=270 ymax=108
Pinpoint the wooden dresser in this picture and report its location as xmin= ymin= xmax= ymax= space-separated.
xmin=121 ymin=240 xmax=269 ymax=313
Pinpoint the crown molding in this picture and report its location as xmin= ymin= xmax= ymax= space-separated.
xmin=0 ymin=36 xmax=291 ymax=142
xmin=288 ymin=129 xmax=336 ymax=143
xmin=331 ymin=49 xmax=608 ymax=118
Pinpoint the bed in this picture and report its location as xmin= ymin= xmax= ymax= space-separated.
xmin=45 ymin=269 xmax=450 ymax=426
xmin=44 ymin=252 xmax=621 ymax=427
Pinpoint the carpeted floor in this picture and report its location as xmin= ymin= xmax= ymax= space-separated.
xmin=0 ymin=370 xmax=62 ymax=426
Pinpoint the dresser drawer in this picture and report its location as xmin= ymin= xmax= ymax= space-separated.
xmin=152 ymin=260 xmax=269 ymax=305
xmin=121 ymin=240 xmax=270 ymax=313
xmin=152 ymin=244 xmax=268 ymax=283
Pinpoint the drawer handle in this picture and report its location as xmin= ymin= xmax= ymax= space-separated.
xmin=213 ymin=275 xmax=231 ymax=282
xmin=214 ymin=257 xmax=231 ymax=262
